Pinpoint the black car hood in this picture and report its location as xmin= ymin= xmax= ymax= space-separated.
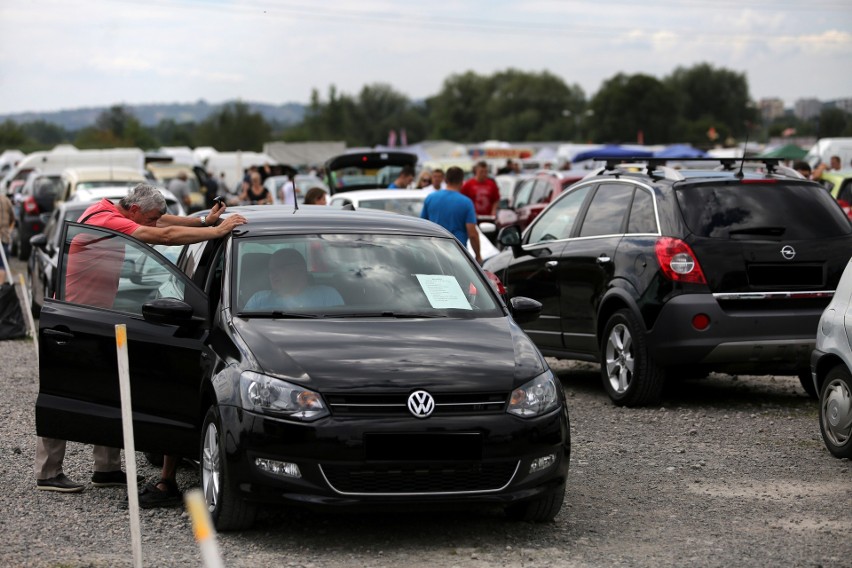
xmin=232 ymin=317 xmax=541 ymax=392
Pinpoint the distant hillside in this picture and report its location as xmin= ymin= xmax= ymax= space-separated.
xmin=0 ymin=100 xmax=306 ymax=130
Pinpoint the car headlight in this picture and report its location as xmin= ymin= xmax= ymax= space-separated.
xmin=507 ymin=371 xmax=560 ymax=418
xmin=239 ymin=371 xmax=329 ymax=421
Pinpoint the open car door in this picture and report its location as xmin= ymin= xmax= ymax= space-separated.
xmin=35 ymin=222 xmax=209 ymax=457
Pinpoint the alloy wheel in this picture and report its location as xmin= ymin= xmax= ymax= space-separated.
xmin=605 ymin=323 xmax=634 ymax=394
xmin=201 ymin=421 xmax=221 ymax=512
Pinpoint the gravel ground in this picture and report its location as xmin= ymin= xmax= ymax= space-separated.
xmin=1 ymin=270 xmax=850 ymax=568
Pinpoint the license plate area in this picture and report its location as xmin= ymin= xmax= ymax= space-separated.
xmin=365 ymin=432 xmax=483 ymax=461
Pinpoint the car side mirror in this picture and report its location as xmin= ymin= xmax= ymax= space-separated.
xmin=509 ymin=296 xmax=542 ymax=324
xmin=497 ymin=225 xmax=523 ymax=256
xmin=479 ymin=222 xmax=497 ymax=235
xmin=142 ymin=298 xmax=194 ymax=325
xmin=30 ymin=233 xmax=48 ymax=250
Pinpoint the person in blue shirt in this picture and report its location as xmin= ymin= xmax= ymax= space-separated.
xmin=245 ymin=248 xmax=343 ymax=310
xmin=388 ymin=165 xmax=415 ymax=189
xmin=420 ymin=166 xmax=482 ymax=264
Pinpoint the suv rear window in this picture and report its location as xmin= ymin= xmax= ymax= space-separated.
xmin=676 ymin=182 xmax=852 ymax=240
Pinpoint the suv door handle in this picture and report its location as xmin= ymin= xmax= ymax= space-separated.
xmin=545 ymin=260 xmax=558 ymax=270
xmin=44 ymin=329 xmax=74 ymax=343
xmin=596 ymin=255 xmax=612 ymax=264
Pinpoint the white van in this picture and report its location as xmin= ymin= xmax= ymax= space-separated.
xmin=2 ymin=146 xmax=144 ymax=192
xmin=203 ymin=150 xmax=277 ymax=192
xmin=805 ymin=138 xmax=852 ymax=169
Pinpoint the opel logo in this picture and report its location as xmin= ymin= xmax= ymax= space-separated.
xmin=780 ymin=245 xmax=796 ymax=260
xmin=407 ymin=390 xmax=435 ymax=418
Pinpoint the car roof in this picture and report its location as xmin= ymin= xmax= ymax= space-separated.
xmin=328 ymin=189 xmax=430 ymax=202
xmin=61 ymin=166 xmax=147 ymax=181
xmin=223 ymin=205 xmax=450 ymax=238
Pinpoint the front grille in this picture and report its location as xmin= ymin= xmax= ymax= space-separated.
xmin=747 ymin=263 xmax=824 ymax=287
xmin=319 ymin=461 xmax=519 ymax=495
xmin=326 ymin=392 xmax=508 ymax=417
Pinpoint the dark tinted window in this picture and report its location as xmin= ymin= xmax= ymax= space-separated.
xmin=627 ymin=188 xmax=657 ymax=234
xmin=527 ymin=185 xmax=592 ymax=244
xmin=838 ymin=179 xmax=852 ymax=203
xmin=676 ymin=183 xmax=852 ymax=239
xmin=579 ymin=183 xmax=635 ymax=237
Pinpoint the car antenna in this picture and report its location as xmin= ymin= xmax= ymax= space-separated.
xmin=291 ymin=169 xmax=299 ymax=213
xmin=736 ymin=126 xmax=750 ymax=179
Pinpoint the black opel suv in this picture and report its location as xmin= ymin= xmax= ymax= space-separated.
xmin=484 ymin=159 xmax=852 ymax=406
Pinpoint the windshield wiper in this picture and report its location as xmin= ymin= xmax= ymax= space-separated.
xmin=238 ymin=311 xmax=324 ymax=319
xmin=331 ymin=311 xmax=448 ymax=319
xmin=728 ymin=226 xmax=786 ymax=237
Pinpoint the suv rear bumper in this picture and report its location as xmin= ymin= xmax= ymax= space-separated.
xmin=645 ymin=294 xmax=819 ymax=372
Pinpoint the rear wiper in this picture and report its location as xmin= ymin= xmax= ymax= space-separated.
xmin=728 ymin=226 xmax=786 ymax=237
xmin=238 ymin=311 xmax=323 ymax=319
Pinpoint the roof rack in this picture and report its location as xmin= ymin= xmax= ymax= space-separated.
xmin=581 ymin=157 xmax=805 ymax=182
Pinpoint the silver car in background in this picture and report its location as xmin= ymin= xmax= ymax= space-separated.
xmin=811 ymin=258 xmax=852 ymax=459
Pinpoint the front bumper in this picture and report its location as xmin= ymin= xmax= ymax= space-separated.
xmin=217 ymin=404 xmax=570 ymax=509
xmin=646 ymin=293 xmax=822 ymax=373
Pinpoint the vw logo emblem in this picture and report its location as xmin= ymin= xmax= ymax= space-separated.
xmin=407 ymin=390 xmax=435 ymax=418
xmin=780 ymin=245 xmax=796 ymax=260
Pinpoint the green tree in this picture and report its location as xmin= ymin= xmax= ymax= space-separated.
xmin=76 ymin=105 xmax=156 ymax=149
xmin=0 ymin=120 xmax=29 ymax=151
xmin=587 ymin=73 xmax=675 ymax=144
xmin=665 ymin=63 xmax=756 ymax=143
xmin=195 ymin=101 xmax=272 ymax=151
xmin=817 ymin=107 xmax=851 ymax=137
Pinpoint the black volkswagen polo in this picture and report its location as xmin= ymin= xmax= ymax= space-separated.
xmin=36 ymin=206 xmax=570 ymax=530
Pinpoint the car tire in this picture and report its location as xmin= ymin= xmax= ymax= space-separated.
xmin=818 ymin=365 xmax=852 ymax=459
xmin=601 ymin=308 xmax=665 ymax=407
xmin=29 ymin=277 xmax=41 ymax=318
xmin=201 ymin=406 xmax=256 ymax=531
xmin=797 ymin=369 xmax=818 ymax=399
xmin=504 ymin=482 xmax=565 ymax=522
xmin=17 ymin=237 xmax=30 ymax=261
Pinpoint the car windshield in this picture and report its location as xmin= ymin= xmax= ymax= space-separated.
xmin=676 ymin=182 xmax=852 ymax=240
xmin=233 ymin=234 xmax=501 ymax=317
xmin=77 ymin=180 xmax=139 ymax=191
xmin=330 ymin=165 xmax=402 ymax=190
xmin=357 ymin=197 xmax=424 ymax=216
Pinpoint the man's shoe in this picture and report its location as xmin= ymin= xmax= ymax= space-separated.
xmin=91 ymin=470 xmax=146 ymax=487
xmin=36 ymin=473 xmax=85 ymax=493
xmin=138 ymin=478 xmax=183 ymax=509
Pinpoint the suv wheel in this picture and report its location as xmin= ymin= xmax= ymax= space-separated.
xmin=601 ymin=309 xmax=665 ymax=406
xmin=819 ymin=365 xmax=852 ymax=459
xmin=201 ymin=406 xmax=256 ymax=530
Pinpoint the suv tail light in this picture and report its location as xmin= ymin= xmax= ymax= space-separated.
xmin=838 ymin=199 xmax=852 ymax=219
xmin=484 ymin=270 xmax=507 ymax=295
xmin=655 ymin=237 xmax=706 ymax=284
xmin=23 ymin=195 xmax=40 ymax=215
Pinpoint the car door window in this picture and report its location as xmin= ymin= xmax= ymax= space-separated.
xmin=530 ymin=180 xmax=552 ymax=204
xmin=527 ymin=185 xmax=592 ymax=244
xmin=579 ymin=183 xmax=635 ymax=238
xmin=58 ymin=223 xmax=186 ymax=315
xmin=626 ymin=188 xmax=657 ymax=234
xmin=513 ymin=179 xmax=536 ymax=209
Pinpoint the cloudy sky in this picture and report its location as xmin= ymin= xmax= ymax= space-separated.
xmin=0 ymin=0 xmax=850 ymax=115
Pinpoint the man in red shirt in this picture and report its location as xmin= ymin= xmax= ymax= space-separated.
xmin=36 ymin=184 xmax=246 ymax=503
xmin=461 ymin=160 xmax=500 ymax=219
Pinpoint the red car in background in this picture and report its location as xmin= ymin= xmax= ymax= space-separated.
xmin=496 ymin=171 xmax=584 ymax=234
